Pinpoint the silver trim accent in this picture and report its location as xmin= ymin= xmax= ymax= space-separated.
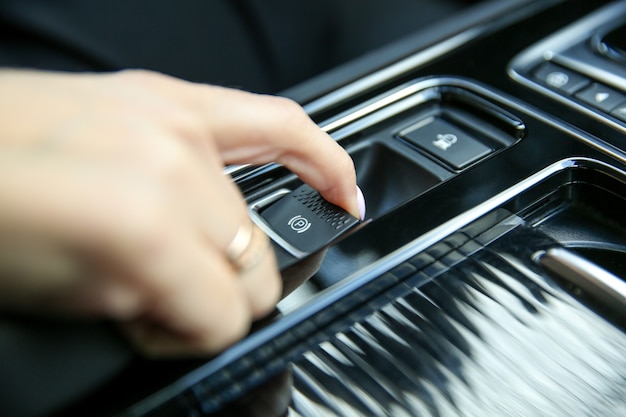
xmin=300 ymin=0 xmax=560 ymax=117
xmin=223 ymin=164 xmax=248 ymax=176
xmin=303 ymin=30 xmax=481 ymax=116
xmin=320 ymin=82 xmax=434 ymax=133
xmin=228 ymin=74 xmax=626 ymax=181
xmin=535 ymin=247 xmax=626 ymax=314
xmin=326 ymin=81 xmax=441 ymax=141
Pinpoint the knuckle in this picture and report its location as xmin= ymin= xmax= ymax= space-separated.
xmin=205 ymin=290 xmax=251 ymax=350
xmin=162 ymin=108 xmax=205 ymax=144
xmin=271 ymin=95 xmax=305 ymax=120
xmin=113 ymin=68 xmax=163 ymax=84
xmin=118 ymin=190 xmax=175 ymax=254
xmin=244 ymin=255 xmax=282 ymax=319
xmin=144 ymin=140 xmax=196 ymax=182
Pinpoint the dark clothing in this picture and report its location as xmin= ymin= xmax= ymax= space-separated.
xmin=0 ymin=0 xmax=466 ymax=93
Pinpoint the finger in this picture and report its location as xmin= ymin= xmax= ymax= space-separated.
xmin=112 ymin=214 xmax=281 ymax=356
xmin=203 ymin=88 xmax=361 ymax=219
xmin=133 ymin=72 xmax=361 ymax=219
xmin=54 ymin=126 xmax=283 ymax=333
xmin=227 ymin=223 xmax=282 ymax=319
xmin=119 ymin=232 xmax=252 ymax=355
xmin=39 ymin=115 xmax=250 ymax=256
xmin=99 ymin=71 xmax=362 ymax=219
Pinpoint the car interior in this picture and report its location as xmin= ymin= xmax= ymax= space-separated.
xmin=6 ymin=1 xmax=626 ymax=416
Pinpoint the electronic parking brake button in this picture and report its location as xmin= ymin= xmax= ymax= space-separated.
xmin=259 ymin=184 xmax=360 ymax=257
xmin=402 ymin=117 xmax=492 ymax=170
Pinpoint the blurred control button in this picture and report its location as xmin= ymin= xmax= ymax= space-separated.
xmin=610 ymin=102 xmax=626 ymax=122
xmin=534 ymin=62 xmax=589 ymax=94
xmin=576 ymin=83 xmax=626 ymax=113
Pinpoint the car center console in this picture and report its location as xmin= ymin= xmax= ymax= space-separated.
xmin=53 ymin=1 xmax=626 ymax=416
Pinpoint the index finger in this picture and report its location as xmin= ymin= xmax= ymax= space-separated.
xmin=191 ymin=85 xmax=362 ymax=219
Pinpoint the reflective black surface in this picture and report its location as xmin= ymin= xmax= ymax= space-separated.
xmin=289 ymin=224 xmax=626 ymax=416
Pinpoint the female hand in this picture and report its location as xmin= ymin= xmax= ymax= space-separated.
xmin=0 ymin=69 xmax=363 ymax=356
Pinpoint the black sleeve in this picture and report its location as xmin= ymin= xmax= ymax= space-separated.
xmin=0 ymin=0 xmax=465 ymax=94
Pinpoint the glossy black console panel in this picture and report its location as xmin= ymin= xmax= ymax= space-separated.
xmin=175 ymin=158 xmax=626 ymax=416
xmin=285 ymin=213 xmax=626 ymax=417
xmin=524 ymin=166 xmax=626 ymax=255
xmin=351 ymin=142 xmax=444 ymax=219
xmin=517 ymin=159 xmax=626 ymax=320
xmin=249 ymin=81 xmax=523 ymax=273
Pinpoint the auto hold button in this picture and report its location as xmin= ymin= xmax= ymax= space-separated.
xmin=401 ymin=117 xmax=492 ymax=170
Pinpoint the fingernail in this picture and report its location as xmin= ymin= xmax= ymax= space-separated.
xmin=356 ymin=185 xmax=366 ymax=221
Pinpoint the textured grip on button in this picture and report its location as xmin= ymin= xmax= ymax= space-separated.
xmin=293 ymin=187 xmax=355 ymax=231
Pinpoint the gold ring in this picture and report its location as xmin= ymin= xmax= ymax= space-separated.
xmin=225 ymin=222 xmax=270 ymax=272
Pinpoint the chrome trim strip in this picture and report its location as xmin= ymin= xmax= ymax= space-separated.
xmin=325 ymin=81 xmax=440 ymax=141
xmin=536 ymin=247 xmax=626 ymax=314
xmin=228 ymin=73 xmax=626 ymax=181
xmin=301 ymin=0 xmax=560 ymax=117
xmin=320 ymin=82 xmax=432 ymax=133
xmin=302 ymin=30 xmax=481 ymax=116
